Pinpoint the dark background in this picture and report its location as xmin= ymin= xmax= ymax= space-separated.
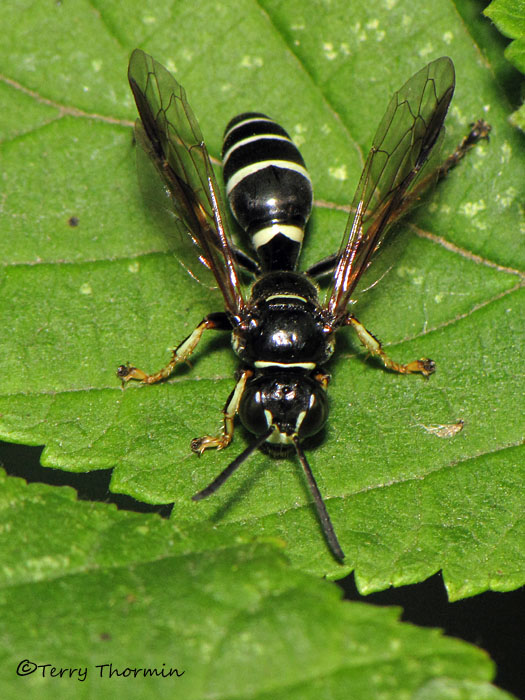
xmin=1 ymin=439 xmax=523 ymax=698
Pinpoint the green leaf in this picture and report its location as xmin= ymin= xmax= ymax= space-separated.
xmin=0 ymin=472 xmax=514 ymax=700
xmin=1 ymin=0 xmax=524 ymax=599
xmin=485 ymin=0 xmax=525 ymax=56
xmin=509 ymin=100 xmax=525 ymax=130
xmin=484 ymin=0 xmax=525 ymax=127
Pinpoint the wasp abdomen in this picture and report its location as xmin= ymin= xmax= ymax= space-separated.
xmin=222 ymin=112 xmax=313 ymax=271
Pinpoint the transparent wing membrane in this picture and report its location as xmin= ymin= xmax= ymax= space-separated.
xmin=327 ymin=57 xmax=455 ymax=322
xmin=128 ymin=49 xmax=245 ymax=317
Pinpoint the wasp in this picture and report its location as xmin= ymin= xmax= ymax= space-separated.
xmin=118 ymin=49 xmax=490 ymax=561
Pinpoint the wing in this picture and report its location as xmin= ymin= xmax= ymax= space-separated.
xmin=128 ymin=48 xmax=245 ymax=318
xmin=326 ymin=57 xmax=455 ymax=323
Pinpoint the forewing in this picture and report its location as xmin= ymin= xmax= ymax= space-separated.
xmin=128 ymin=49 xmax=245 ymax=317
xmin=327 ymin=57 xmax=455 ymax=322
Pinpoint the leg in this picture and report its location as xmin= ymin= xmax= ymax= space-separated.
xmin=346 ymin=315 xmax=435 ymax=377
xmin=305 ymin=253 xmax=339 ymax=279
xmin=397 ymin=120 xmax=492 ymax=216
xmin=117 ymin=311 xmax=231 ymax=385
xmin=436 ymin=119 xmax=491 ymax=180
xmin=313 ymin=370 xmax=331 ymax=390
xmin=190 ymin=368 xmax=253 ymax=454
xmin=307 ymin=121 xmax=491 ymax=282
xmin=231 ymin=245 xmax=260 ymax=276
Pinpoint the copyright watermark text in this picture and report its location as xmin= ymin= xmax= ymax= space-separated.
xmin=16 ymin=659 xmax=184 ymax=681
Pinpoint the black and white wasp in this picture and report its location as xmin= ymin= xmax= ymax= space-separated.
xmin=119 ymin=49 xmax=489 ymax=561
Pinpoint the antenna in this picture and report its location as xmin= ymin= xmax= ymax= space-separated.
xmin=192 ymin=428 xmax=273 ymax=501
xmin=292 ymin=436 xmax=345 ymax=562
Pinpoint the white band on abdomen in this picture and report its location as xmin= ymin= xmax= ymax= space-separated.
xmin=252 ymin=224 xmax=304 ymax=250
xmin=226 ymin=160 xmax=311 ymax=196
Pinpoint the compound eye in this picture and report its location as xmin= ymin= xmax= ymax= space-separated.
xmin=297 ymin=387 xmax=329 ymax=438
xmin=239 ymin=387 xmax=271 ymax=436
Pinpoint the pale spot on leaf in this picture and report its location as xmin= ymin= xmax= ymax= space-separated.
xmin=501 ymin=142 xmax=512 ymax=163
xmin=459 ymin=200 xmax=486 ymax=218
xmin=418 ymin=43 xmax=434 ymax=58
xmin=323 ymin=42 xmax=337 ymax=60
xmin=328 ymin=164 xmax=348 ymax=181
xmin=241 ymin=55 xmax=264 ymax=68
xmin=495 ymin=188 xmax=516 ymax=209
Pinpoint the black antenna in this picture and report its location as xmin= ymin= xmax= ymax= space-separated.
xmin=192 ymin=428 xmax=273 ymax=501
xmin=292 ymin=436 xmax=345 ymax=562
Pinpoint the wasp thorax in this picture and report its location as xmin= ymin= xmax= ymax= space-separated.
xmin=239 ymin=373 xmax=329 ymax=443
xmin=233 ymin=271 xmax=334 ymax=366
xmin=250 ymin=271 xmax=318 ymax=303
xmin=253 ymin=306 xmax=331 ymax=365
